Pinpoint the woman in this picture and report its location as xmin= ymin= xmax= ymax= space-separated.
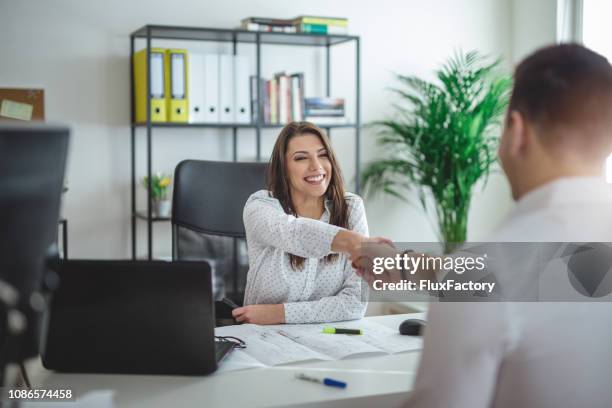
xmin=232 ymin=122 xmax=372 ymax=325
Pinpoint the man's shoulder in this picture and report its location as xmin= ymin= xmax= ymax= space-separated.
xmin=487 ymin=205 xmax=612 ymax=242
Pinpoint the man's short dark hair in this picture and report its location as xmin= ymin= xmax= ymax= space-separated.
xmin=510 ymin=44 xmax=612 ymax=153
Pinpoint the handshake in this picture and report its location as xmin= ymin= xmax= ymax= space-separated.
xmin=331 ymin=229 xmax=434 ymax=285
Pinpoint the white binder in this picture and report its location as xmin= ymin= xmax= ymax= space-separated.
xmin=219 ymin=55 xmax=235 ymax=123
xmin=203 ymin=54 xmax=220 ymax=123
xmin=188 ymin=53 xmax=205 ymax=123
xmin=234 ymin=56 xmax=252 ymax=124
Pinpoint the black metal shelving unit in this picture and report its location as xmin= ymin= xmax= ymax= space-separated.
xmin=130 ymin=24 xmax=361 ymax=260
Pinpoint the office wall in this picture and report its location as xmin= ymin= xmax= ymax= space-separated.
xmin=512 ymin=0 xmax=558 ymax=63
xmin=0 ymin=0 xmax=523 ymax=258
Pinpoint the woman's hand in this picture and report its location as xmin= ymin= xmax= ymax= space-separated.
xmin=352 ymin=240 xmax=403 ymax=284
xmin=332 ymin=230 xmax=394 ymax=259
xmin=232 ymin=304 xmax=285 ymax=325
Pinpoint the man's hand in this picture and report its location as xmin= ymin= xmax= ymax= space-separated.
xmin=331 ymin=229 xmax=394 ymax=259
xmin=351 ymin=241 xmax=404 ymax=285
xmin=232 ymin=304 xmax=285 ymax=325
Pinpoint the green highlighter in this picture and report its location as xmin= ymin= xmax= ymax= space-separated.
xmin=322 ymin=327 xmax=363 ymax=335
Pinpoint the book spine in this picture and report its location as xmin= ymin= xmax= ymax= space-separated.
xmin=242 ymin=22 xmax=259 ymax=31
xmin=299 ymin=74 xmax=305 ymax=122
xmin=291 ymin=76 xmax=300 ymax=121
xmin=270 ymin=78 xmax=278 ymax=124
xmin=305 ymin=108 xmax=345 ymax=117
xmin=296 ymin=17 xmax=348 ymax=26
xmin=265 ymin=80 xmax=271 ymax=124
xmin=286 ymin=75 xmax=292 ymax=123
xmin=298 ymin=23 xmax=327 ymax=34
xmin=250 ymin=75 xmax=257 ymax=123
xmin=304 ymin=115 xmax=347 ymax=125
xmin=297 ymin=24 xmax=348 ymax=34
xmin=244 ymin=17 xmax=295 ymax=25
xmin=278 ymin=75 xmax=288 ymax=124
xmin=305 ymin=97 xmax=345 ymax=106
xmin=243 ymin=22 xmax=296 ymax=32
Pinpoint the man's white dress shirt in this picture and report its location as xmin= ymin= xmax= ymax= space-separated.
xmin=408 ymin=177 xmax=612 ymax=408
xmin=243 ymin=190 xmax=368 ymax=324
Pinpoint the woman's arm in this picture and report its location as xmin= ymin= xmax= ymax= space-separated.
xmin=283 ymin=273 xmax=366 ymax=323
xmin=284 ymin=195 xmax=369 ymax=324
xmin=244 ymin=192 xmax=345 ymax=258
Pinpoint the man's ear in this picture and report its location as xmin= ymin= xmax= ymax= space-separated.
xmin=507 ymin=110 xmax=529 ymax=157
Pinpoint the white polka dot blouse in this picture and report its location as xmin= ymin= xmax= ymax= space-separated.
xmin=243 ymin=190 xmax=369 ymax=324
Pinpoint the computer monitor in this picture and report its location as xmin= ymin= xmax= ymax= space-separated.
xmin=0 ymin=123 xmax=69 ymax=371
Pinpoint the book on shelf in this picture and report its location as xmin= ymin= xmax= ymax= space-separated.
xmin=250 ymin=72 xmax=305 ymax=125
xmin=305 ymin=97 xmax=345 ymax=117
xmin=241 ymin=16 xmax=296 ymax=33
xmin=291 ymin=74 xmax=305 ymax=123
xmin=293 ymin=15 xmax=348 ymax=26
xmin=277 ymin=73 xmax=290 ymax=124
xmin=304 ymin=116 xmax=349 ymax=126
xmin=263 ymin=77 xmax=270 ymax=123
xmin=250 ymin=76 xmax=259 ymax=123
xmin=248 ymin=74 xmax=348 ymax=126
xmin=269 ymin=77 xmax=278 ymax=123
xmin=295 ymin=23 xmax=348 ymax=35
xmin=293 ymin=15 xmax=349 ymax=34
xmin=305 ymin=97 xmax=347 ymax=126
xmin=240 ymin=15 xmax=349 ymax=35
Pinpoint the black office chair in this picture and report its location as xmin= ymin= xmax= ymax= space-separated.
xmin=0 ymin=124 xmax=68 ymax=385
xmin=171 ymin=160 xmax=267 ymax=306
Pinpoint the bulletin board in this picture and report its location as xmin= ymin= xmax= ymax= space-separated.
xmin=0 ymin=88 xmax=45 ymax=121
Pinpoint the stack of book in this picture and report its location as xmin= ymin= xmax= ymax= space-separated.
xmin=293 ymin=16 xmax=348 ymax=35
xmin=240 ymin=17 xmax=296 ymax=33
xmin=241 ymin=16 xmax=348 ymax=35
xmin=251 ymin=72 xmax=305 ymax=124
xmin=304 ymin=97 xmax=347 ymax=125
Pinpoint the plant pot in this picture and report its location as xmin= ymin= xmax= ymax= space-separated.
xmin=154 ymin=199 xmax=171 ymax=218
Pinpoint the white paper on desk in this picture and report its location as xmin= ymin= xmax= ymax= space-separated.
xmin=215 ymin=348 xmax=266 ymax=373
xmin=216 ymin=324 xmax=331 ymax=366
xmin=274 ymin=323 xmax=384 ymax=360
xmin=337 ymin=320 xmax=423 ymax=354
xmin=216 ymin=319 xmax=422 ymax=367
xmin=20 ymin=390 xmax=115 ymax=408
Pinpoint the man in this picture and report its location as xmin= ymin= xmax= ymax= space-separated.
xmin=350 ymin=44 xmax=612 ymax=407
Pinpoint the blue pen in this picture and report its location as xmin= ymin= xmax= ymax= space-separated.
xmin=295 ymin=373 xmax=347 ymax=389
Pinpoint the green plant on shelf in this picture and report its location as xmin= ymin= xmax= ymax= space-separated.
xmin=141 ymin=173 xmax=172 ymax=201
xmin=362 ymin=50 xmax=511 ymax=253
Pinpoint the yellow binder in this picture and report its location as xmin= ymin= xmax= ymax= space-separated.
xmin=133 ymin=48 xmax=167 ymax=123
xmin=165 ymin=49 xmax=189 ymax=122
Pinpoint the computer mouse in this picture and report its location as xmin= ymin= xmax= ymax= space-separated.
xmin=399 ymin=319 xmax=426 ymax=336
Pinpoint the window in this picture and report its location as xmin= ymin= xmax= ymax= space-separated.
xmin=581 ymin=0 xmax=612 ymax=182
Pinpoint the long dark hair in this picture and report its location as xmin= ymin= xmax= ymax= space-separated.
xmin=267 ymin=121 xmax=349 ymax=270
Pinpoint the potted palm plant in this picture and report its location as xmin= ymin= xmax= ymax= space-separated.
xmin=362 ymin=51 xmax=511 ymax=253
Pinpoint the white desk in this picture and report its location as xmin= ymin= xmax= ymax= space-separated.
xmin=27 ymin=313 xmax=424 ymax=408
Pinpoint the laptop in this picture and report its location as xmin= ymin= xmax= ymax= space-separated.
xmin=41 ymin=260 xmax=234 ymax=375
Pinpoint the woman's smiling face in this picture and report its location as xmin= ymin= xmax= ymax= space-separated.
xmin=285 ymin=133 xmax=332 ymax=199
